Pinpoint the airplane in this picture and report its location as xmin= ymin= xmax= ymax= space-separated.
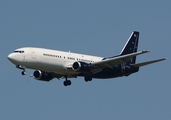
xmin=7 ymin=31 xmax=166 ymax=86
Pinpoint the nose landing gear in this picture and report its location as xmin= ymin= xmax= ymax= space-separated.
xmin=16 ymin=65 xmax=26 ymax=75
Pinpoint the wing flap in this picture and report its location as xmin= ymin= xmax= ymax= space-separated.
xmin=130 ymin=58 xmax=167 ymax=67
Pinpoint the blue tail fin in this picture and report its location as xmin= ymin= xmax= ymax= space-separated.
xmin=120 ymin=31 xmax=139 ymax=64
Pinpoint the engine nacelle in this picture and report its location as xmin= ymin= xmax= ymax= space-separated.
xmin=33 ymin=70 xmax=53 ymax=81
xmin=72 ymin=61 xmax=91 ymax=72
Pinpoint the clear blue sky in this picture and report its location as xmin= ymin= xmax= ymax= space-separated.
xmin=1 ymin=1 xmax=170 ymax=120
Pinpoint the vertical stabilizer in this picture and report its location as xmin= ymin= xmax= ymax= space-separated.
xmin=120 ymin=31 xmax=139 ymax=64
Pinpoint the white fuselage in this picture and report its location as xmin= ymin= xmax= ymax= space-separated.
xmin=8 ymin=47 xmax=103 ymax=75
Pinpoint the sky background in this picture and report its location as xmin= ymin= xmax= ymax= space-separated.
xmin=0 ymin=0 xmax=170 ymax=120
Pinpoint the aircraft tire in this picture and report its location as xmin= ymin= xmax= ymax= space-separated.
xmin=84 ymin=76 xmax=92 ymax=82
xmin=63 ymin=80 xmax=71 ymax=86
xmin=21 ymin=71 xmax=26 ymax=75
xmin=68 ymin=80 xmax=71 ymax=86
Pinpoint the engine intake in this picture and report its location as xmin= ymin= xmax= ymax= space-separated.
xmin=33 ymin=70 xmax=53 ymax=81
xmin=72 ymin=61 xmax=91 ymax=72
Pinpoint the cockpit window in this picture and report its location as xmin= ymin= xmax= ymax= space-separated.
xmin=14 ymin=50 xmax=24 ymax=53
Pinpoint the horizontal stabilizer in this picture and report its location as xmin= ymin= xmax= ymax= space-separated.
xmin=130 ymin=58 xmax=167 ymax=67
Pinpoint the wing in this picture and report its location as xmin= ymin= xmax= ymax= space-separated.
xmin=51 ymin=72 xmax=77 ymax=79
xmin=90 ymin=50 xmax=149 ymax=73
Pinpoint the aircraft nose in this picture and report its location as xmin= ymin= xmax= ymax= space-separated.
xmin=7 ymin=53 xmax=17 ymax=63
xmin=8 ymin=52 xmax=24 ymax=65
xmin=8 ymin=53 xmax=14 ymax=61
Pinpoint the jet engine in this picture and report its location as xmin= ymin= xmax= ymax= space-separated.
xmin=33 ymin=70 xmax=53 ymax=81
xmin=72 ymin=61 xmax=91 ymax=72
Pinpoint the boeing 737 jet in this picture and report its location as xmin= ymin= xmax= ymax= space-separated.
xmin=7 ymin=31 xmax=166 ymax=86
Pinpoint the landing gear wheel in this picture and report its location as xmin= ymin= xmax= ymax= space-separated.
xmin=21 ymin=71 xmax=26 ymax=75
xmin=64 ymin=81 xmax=68 ymax=86
xmin=85 ymin=78 xmax=89 ymax=82
xmin=67 ymin=80 xmax=71 ymax=86
xmin=63 ymin=80 xmax=71 ymax=86
xmin=84 ymin=76 xmax=92 ymax=82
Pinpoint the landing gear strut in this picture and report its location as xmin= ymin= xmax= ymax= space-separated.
xmin=63 ymin=76 xmax=71 ymax=86
xmin=16 ymin=65 xmax=26 ymax=75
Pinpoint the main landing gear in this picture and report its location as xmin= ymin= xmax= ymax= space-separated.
xmin=84 ymin=75 xmax=92 ymax=82
xmin=16 ymin=65 xmax=26 ymax=75
xmin=63 ymin=76 xmax=71 ymax=86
